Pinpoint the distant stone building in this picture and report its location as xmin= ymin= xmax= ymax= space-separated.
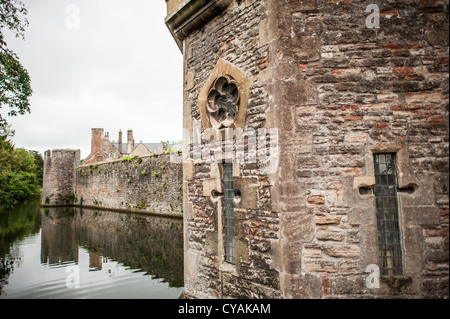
xmin=164 ymin=0 xmax=448 ymax=299
xmin=81 ymin=128 xmax=181 ymax=165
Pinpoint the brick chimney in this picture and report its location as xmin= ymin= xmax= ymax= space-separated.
xmin=91 ymin=128 xmax=104 ymax=155
xmin=118 ymin=130 xmax=123 ymax=154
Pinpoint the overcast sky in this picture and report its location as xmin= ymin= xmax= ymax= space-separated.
xmin=2 ymin=0 xmax=183 ymax=160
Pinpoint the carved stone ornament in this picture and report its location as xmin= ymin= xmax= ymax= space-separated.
xmin=207 ymin=75 xmax=240 ymax=129
xmin=199 ymin=59 xmax=250 ymax=131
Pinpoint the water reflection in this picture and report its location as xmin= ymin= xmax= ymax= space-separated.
xmin=0 ymin=203 xmax=183 ymax=298
xmin=41 ymin=207 xmax=78 ymax=267
xmin=0 ymin=201 xmax=41 ymax=295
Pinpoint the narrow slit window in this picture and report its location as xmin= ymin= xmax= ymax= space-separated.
xmin=373 ymin=153 xmax=403 ymax=276
xmin=223 ymin=163 xmax=235 ymax=264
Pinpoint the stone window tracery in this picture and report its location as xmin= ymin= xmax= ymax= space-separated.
xmin=206 ymin=75 xmax=240 ymax=129
xmin=198 ymin=59 xmax=250 ymax=132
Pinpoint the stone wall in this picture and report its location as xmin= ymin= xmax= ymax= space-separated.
xmin=168 ymin=0 xmax=449 ymax=299
xmin=180 ymin=0 xmax=280 ymax=299
xmin=268 ymin=0 xmax=449 ymax=299
xmin=42 ymin=149 xmax=80 ymax=206
xmin=75 ymin=154 xmax=183 ymax=217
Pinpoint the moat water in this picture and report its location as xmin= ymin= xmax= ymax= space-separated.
xmin=0 ymin=201 xmax=184 ymax=299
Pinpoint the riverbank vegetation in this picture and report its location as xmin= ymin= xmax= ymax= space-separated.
xmin=0 ymin=131 xmax=43 ymax=209
xmin=1 ymin=1 xmax=37 ymax=209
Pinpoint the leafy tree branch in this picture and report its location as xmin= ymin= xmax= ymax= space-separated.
xmin=0 ymin=0 xmax=32 ymax=128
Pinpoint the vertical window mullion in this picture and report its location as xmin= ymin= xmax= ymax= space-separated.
xmin=373 ymin=153 xmax=403 ymax=276
xmin=223 ymin=163 xmax=235 ymax=264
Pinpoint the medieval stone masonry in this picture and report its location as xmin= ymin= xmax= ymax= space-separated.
xmin=75 ymin=153 xmax=183 ymax=216
xmin=42 ymin=149 xmax=80 ymax=206
xmin=42 ymin=140 xmax=183 ymax=217
xmin=165 ymin=0 xmax=449 ymax=298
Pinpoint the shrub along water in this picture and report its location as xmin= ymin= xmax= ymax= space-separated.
xmin=0 ymin=134 xmax=43 ymax=209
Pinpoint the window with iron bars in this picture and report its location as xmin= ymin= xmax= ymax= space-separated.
xmin=223 ymin=163 xmax=235 ymax=264
xmin=373 ymin=153 xmax=403 ymax=276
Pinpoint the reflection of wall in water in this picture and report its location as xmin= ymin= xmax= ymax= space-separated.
xmin=40 ymin=207 xmax=78 ymax=265
xmin=75 ymin=208 xmax=184 ymax=287
xmin=89 ymin=252 xmax=102 ymax=271
xmin=39 ymin=207 xmax=183 ymax=287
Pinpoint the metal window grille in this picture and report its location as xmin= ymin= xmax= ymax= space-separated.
xmin=223 ymin=163 xmax=235 ymax=264
xmin=373 ymin=153 xmax=403 ymax=276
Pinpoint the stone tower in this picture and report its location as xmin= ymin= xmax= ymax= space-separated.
xmin=165 ymin=0 xmax=449 ymax=298
xmin=42 ymin=149 xmax=80 ymax=206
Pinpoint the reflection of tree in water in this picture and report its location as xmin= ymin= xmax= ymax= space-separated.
xmin=0 ymin=201 xmax=41 ymax=294
xmin=1 ymin=204 xmax=184 ymax=293
xmin=0 ymin=244 xmax=23 ymax=294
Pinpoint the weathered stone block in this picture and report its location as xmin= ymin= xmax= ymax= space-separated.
xmin=323 ymin=244 xmax=360 ymax=258
xmin=202 ymin=178 xmax=221 ymax=197
xmin=303 ymin=247 xmax=322 ymax=258
xmin=426 ymin=13 xmax=449 ymax=47
xmin=403 ymin=206 xmax=440 ymax=226
xmin=283 ymin=273 xmax=322 ymax=298
xmin=303 ymin=260 xmax=338 ymax=273
xmin=332 ymin=275 xmax=367 ymax=296
xmin=353 ymin=176 xmax=375 ymax=189
xmin=292 ymin=0 xmax=317 ymax=11
xmin=316 ymin=228 xmax=345 ymax=242
xmin=234 ymin=177 xmax=258 ymax=209
xmin=307 ymin=195 xmax=325 ymax=205
xmin=282 ymin=211 xmax=314 ymax=243
xmin=315 ymin=215 xmax=341 ymax=225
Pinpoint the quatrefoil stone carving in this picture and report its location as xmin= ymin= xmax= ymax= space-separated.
xmin=198 ymin=59 xmax=250 ymax=131
xmin=207 ymin=75 xmax=240 ymax=129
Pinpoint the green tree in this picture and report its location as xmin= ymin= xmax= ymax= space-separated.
xmin=29 ymin=150 xmax=43 ymax=186
xmin=0 ymin=132 xmax=41 ymax=209
xmin=0 ymin=0 xmax=32 ymax=128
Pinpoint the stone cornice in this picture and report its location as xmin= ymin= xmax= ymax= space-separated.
xmin=165 ymin=0 xmax=233 ymax=51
